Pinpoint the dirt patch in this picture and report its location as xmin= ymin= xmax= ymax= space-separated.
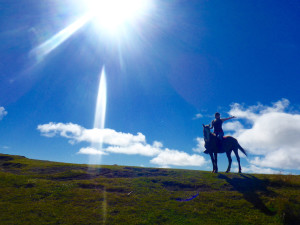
xmin=1 ymin=159 xmax=173 ymax=180
xmin=49 ymin=168 xmax=131 ymax=180
xmin=25 ymin=183 xmax=36 ymax=188
xmin=77 ymin=182 xmax=105 ymax=189
xmin=220 ymin=183 xmax=235 ymax=191
xmin=52 ymin=174 xmax=92 ymax=181
xmin=162 ymin=181 xmax=212 ymax=192
xmin=123 ymin=167 xmax=169 ymax=177
xmin=30 ymin=166 xmax=88 ymax=175
xmin=0 ymin=156 xmax=14 ymax=161
xmin=76 ymin=182 xmax=129 ymax=193
xmin=31 ymin=167 xmax=135 ymax=179
xmin=106 ymin=187 xmax=129 ymax=193
xmin=2 ymin=162 xmax=26 ymax=168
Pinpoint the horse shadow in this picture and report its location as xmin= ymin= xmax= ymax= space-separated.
xmin=218 ymin=173 xmax=276 ymax=216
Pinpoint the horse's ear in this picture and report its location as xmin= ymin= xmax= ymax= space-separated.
xmin=202 ymin=124 xmax=205 ymax=128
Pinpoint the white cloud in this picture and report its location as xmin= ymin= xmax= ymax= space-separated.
xmin=250 ymin=152 xmax=300 ymax=170
xmin=0 ymin=107 xmax=7 ymax=120
xmin=78 ymin=147 xmax=108 ymax=155
xmin=228 ymin=99 xmax=300 ymax=170
xmin=193 ymin=113 xmax=203 ymax=120
xmin=105 ymin=143 xmax=161 ymax=156
xmin=38 ymin=122 xmax=82 ymax=138
xmin=192 ymin=137 xmax=205 ymax=153
xmin=38 ymin=122 xmax=207 ymax=168
xmin=233 ymin=165 xmax=283 ymax=174
xmin=223 ymin=121 xmax=244 ymax=132
xmin=78 ymin=129 xmax=146 ymax=146
xmin=38 ymin=122 xmax=146 ymax=146
xmin=150 ymin=149 xmax=207 ymax=167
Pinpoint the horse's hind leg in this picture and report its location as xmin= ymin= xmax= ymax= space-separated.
xmin=233 ymin=148 xmax=242 ymax=173
xmin=226 ymin=151 xmax=232 ymax=173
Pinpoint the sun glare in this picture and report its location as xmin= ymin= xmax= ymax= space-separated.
xmin=86 ymin=0 xmax=151 ymax=33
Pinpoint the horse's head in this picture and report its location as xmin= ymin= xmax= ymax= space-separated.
xmin=203 ymin=124 xmax=211 ymax=142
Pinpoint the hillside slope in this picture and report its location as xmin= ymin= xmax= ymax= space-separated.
xmin=0 ymin=153 xmax=299 ymax=224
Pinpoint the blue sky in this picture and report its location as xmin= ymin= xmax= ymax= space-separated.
xmin=1 ymin=0 xmax=300 ymax=174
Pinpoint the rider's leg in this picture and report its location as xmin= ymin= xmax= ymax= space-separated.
xmin=219 ymin=132 xmax=224 ymax=140
xmin=216 ymin=132 xmax=224 ymax=151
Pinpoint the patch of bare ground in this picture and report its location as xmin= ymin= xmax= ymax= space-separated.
xmin=0 ymin=154 xmax=171 ymax=179
xmin=0 ymin=156 xmax=27 ymax=174
xmin=0 ymin=155 xmax=14 ymax=161
xmin=123 ymin=167 xmax=170 ymax=177
xmin=50 ymin=167 xmax=171 ymax=180
xmin=76 ymin=182 xmax=130 ymax=193
xmin=30 ymin=166 xmax=87 ymax=174
xmin=76 ymin=182 xmax=105 ymax=189
xmin=162 ymin=181 xmax=214 ymax=192
xmin=29 ymin=166 xmax=170 ymax=181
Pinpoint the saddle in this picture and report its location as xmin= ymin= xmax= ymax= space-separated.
xmin=203 ymin=136 xmax=227 ymax=154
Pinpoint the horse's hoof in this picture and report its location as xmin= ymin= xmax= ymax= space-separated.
xmin=238 ymin=171 xmax=242 ymax=173
xmin=225 ymin=170 xmax=230 ymax=173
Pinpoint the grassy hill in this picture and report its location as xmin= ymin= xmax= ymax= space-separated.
xmin=0 ymin=153 xmax=299 ymax=224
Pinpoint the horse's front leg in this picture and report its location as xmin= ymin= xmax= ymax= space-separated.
xmin=214 ymin=153 xmax=218 ymax=173
xmin=209 ymin=152 xmax=216 ymax=173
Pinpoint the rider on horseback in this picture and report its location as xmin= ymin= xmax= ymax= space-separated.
xmin=210 ymin=112 xmax=236 ymax=151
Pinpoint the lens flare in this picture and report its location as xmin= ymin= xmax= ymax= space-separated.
xmin=30 ymin=14 xmax=91 ymax=62
xmin=89 ymin=66 xmax=107 ymax=165
xmin=86 ymin=0 xmax=152 ymax=33
xmin=86 ymin=66 xmax=108 ymax=225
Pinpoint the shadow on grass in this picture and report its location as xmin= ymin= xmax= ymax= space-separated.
xmin=218 ymin=174 xmax=276 ymax=216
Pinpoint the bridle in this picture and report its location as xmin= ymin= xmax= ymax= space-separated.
xmin=203 ymin=124 xmax=210 ymax=142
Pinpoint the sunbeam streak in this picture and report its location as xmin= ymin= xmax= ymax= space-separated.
xmin=89 ymin=66 xmax=107 ymax=165
xmin=88 ymin=66 xmax=107 ymax=224
xmin=30 ymin=14 xmax=91 ymax=62
xmin=94 ymin=66 xmax=107 ymax=131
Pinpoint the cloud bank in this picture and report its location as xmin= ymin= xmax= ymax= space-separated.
xmin=37 ymin=122 xmax=207 ymax=168
xmin=0 ymin=107 xmax=7 ymax=120
xmin=224 ymin=99 xmax=300 ymax=172
xmin=37 ymin=99 xmax=300 ymax=173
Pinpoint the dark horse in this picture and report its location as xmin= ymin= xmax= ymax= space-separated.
xmin=203 ymin=124 xmax=247 ymax=173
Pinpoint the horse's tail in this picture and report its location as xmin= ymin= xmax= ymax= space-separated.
xmin=237 ymin=142 xmax=247 ymax=157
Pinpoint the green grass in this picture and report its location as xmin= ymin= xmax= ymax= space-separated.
xmin=0 ymin=153 xmax=299 ymax=224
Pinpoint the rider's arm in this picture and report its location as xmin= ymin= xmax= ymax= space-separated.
xmin=209 ymin=121 xmax=214 ymax=129
xmin=221 ymin=116 xmax=236 ymax=122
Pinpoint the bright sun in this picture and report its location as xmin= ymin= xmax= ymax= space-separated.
xmin=85 ymin=0 xmax=152 ymax=33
